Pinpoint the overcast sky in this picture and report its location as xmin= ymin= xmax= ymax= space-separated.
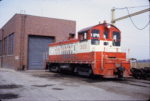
xmin=0 ymin=0 xmax=149 ymax=60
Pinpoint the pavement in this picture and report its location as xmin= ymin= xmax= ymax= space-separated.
xmin=0 ymin=68 xmax=150 ymax=101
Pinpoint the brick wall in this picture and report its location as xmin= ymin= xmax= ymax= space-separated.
xmin=0 ymin=14 xmax=76 ymax=70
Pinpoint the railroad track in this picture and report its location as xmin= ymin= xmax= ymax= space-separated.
xmin=114 ymin=78 xmax=150 ymax=88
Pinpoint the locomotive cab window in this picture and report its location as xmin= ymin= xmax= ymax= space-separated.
xmin=91 ymin=29 xmax=100 ymax=45
xmin=112 ymin=32 xmax=120 ymax=46
xmin=104 ymin=30 xmax=109 ymax=39
xmin=79 ymin=31 xmax=88 ymax=42
xmin=91 ymin=29 xmax=100 ymax=38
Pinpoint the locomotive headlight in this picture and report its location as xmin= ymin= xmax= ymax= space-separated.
xmin=107 ymin=25 xmax=111 ymax=28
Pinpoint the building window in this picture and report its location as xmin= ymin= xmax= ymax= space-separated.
xmin=4 ymin=37 xmax=8 ymax=55
xmin=3 ymin=33 xmax=15 ymax=55
xmin=8 ymin=33 xmax=14 ymax=55
xmin=0 ymin=40 xmax=2 ymax=56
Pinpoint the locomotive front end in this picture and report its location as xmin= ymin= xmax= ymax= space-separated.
xmin=101 ymin=52 xmax=131 ymax=78
xmin=85 ymin=21 xmax=131 ymax=78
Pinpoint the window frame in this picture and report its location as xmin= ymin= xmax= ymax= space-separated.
xmin=0 ymin=40 xmax=2 ymax=56
xmin=91 ymin=29 xmax=100 ymax=38
xmin=79 ymin=31 xmax=88 ymax=42
xmin=112 ymin=31 xmax=121 ymax=46
xmin=91 ymin=29 xmax=100 ymax=45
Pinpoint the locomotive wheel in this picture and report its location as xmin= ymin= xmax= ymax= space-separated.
xmin=49 ymin=65 xmax=60 ymax=73
xmin=87 ymin=69 xmax=92 ymax=77
xmin=74 ymin=67 xmax=92 ymax=77
xmin=73 ymin=67 xmax=78 ymax=75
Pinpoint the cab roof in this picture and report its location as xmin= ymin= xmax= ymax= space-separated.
xmin=78 ymin=23 xmax=120 ymax=33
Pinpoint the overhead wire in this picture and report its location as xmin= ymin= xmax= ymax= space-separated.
xmin=114 ymin=5 xmax=150 ymax=30
xmin=114 ymin=2 xmax=150 ymax=60
xmin=125 ymin=7 xmax=150 ymax=30
xmin=114 ymin=5 xmax=149 ymax=10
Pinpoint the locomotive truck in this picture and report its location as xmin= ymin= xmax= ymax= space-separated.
xmin=46 ymin=21 xmax=131 ymax=78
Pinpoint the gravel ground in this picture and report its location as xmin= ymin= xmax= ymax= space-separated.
xmin=0 ymin=68 xmax=150 ymax=101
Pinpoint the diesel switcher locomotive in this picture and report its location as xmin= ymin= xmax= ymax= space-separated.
xmin=46 ymin=21 xmax=131 ymax=78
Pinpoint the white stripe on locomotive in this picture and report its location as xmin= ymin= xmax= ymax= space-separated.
xmin=49 ymin=40 xmax=121 ymax=55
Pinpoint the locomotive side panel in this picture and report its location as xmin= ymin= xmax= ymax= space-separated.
xmin=49 ymin=41 xmax=94 ymax=63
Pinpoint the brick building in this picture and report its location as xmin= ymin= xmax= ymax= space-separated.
xmin=0 ymin=14 xmax=76 ymax=70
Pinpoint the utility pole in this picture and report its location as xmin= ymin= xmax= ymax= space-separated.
xmin=111 ymin=8 xmax=150 ymax=25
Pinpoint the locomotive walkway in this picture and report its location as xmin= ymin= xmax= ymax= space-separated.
xmin=0 ymin=68 xmax=149 ymax=101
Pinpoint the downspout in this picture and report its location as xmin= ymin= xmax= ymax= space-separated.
xmin=19 ymin=14 xmax=26 ymax=70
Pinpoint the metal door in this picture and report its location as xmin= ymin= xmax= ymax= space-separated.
xmin=28 ymin=35 xmax=54 ymax=69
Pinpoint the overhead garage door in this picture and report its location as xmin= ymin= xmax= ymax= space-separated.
xmin=28 ymin=35 xmax=54 ymax=70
